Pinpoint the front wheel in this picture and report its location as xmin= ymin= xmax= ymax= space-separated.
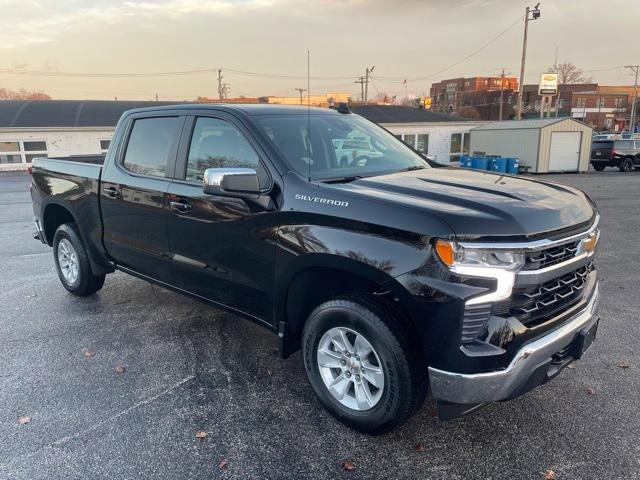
xmin=53 ymin=223 xmax=105 ymax=296
xmin=302 ymin=294 xmax=426 ymax=435
xmin=619 ymin=158 xmax=635 ymax=172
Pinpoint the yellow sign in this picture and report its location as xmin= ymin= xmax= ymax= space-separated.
xmin=539 ymin=73 xmax=558 ymax=96
xmin=424 ymin=97 xmax=432 ymax=109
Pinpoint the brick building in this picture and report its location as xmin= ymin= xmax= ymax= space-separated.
xmin=430 ymin=76 xmax=519 ymax=115
xmin=570 ymin=90 xmax=629 ymax=131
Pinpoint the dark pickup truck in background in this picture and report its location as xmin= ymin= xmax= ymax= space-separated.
xmin=31 ymin=104 xmax=600 ymax=434
xmin=590 ymin=138 xmax=640 ymax=172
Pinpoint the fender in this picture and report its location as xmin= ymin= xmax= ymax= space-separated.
xmin=273 ymin=222 xmax=435 ymax=357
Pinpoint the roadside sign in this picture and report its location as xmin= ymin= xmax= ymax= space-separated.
xmin=539 ymin=72 xmax=558 ymax=95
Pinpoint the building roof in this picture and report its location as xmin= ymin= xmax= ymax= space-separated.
xmin=0 ymin=100 xmax=475 ymax=129
xmin=0 ymin=100 xmax=181 ymax=128
xmin=351 ymin=105 xmax=470 ymax=124
xmin=472 ymin=117 xmax=586 ymax=131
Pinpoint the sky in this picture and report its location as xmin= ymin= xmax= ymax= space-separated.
xmin=0 ymin=0 xmax=638 ymax=101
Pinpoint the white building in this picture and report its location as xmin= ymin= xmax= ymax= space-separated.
xmin=0 ymin=100 xmax=174 ymax=171
xmin=352 ymin=105 xmax=487 ymax=164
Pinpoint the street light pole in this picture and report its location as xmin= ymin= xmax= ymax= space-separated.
xmin=625 ymin=65 xmax=639 ymax=133
xmin=516 ymin=4 xmax=541 ymax=120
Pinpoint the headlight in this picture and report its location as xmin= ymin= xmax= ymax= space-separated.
xmin=435 ymin=240 xmax=525 ymax=271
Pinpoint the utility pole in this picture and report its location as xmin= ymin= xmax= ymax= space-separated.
xmin=364 ymin=66 xmax=375 ymax=105
xmin=355 ymin=76 xmax=366 ymax=103
xmin=499 ymin=68 xmax=505 ymax=121
xmin=295 ymin=88 xmax=307 ymax=105
xmin=516 ymin=3 xmax=541 ymax=120
xmin=217 ymin=69 xmax=224 ymax=101
xmin=554 ymin=45 xmax=560 ymax=117
xmin=625 ymin=65 xmax=639 ymax=133
xmin=155 ymin=93 xmax=158 ymax=102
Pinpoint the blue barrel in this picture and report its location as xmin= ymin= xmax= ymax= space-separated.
xmin=491 ymin=157 xmax=508 ymax=173
xmin=472 ymin=156 xmax=489 ymax=170
xmin=460 ymin=155 xmax=472 ymax=168
xmin=506 ymin=157 xmax=520 ymax=175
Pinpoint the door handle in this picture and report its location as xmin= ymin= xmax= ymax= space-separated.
xmin=103 ymin=186 xmax=120 ymax=198
xmin=170 ymin=200 xmax=193 ymax=213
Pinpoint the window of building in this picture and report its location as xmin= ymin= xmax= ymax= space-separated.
xmin=186 ymin=117 xmax=265 ymax=184
xmin=416 ymin=134 xmax=429 ymax=154
xmin=123 ymin=117 xmax=180 ymax=177
xmin=450 ymin=133 xmax=469 ymax=162
xmin=402 ymin=134 xmax=416 ymax=148
xmin=596 ymin=97 xmax=605 ymax=108
xmin=0 ymin=140 xmax=48 ymax=164
xmin=100 ymin=140 xmax=111 ymax=154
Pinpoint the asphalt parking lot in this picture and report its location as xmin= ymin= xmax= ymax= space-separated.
xmin=1 ymin=170 xmax=639 ymax=480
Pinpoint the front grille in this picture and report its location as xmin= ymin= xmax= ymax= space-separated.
xmin=505 ymin=262 xmax=593 ymax=327
xmin=523 ymin=240 xmax=580 ymax=270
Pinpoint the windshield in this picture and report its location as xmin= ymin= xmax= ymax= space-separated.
xmin=256 ymin=114 xmax=429 ymax=181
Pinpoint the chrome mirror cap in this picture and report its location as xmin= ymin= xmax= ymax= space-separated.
xmin=203 ymin=168 xmax=260 ymax=197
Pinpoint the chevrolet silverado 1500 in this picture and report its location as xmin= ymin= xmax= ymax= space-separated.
xmin=31 ymin=104 xmax=600 ymax=434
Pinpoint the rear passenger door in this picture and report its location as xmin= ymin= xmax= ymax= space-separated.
xmin=100 ymin=114 xmax=185 ymax=282
xmin=166 ymin=114 xmax=277 ymax=323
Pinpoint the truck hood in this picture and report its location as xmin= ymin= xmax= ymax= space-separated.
xmin=329 ymin=168 xmax=595 ymax=239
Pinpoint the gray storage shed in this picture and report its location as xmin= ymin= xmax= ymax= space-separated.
xmin=469 ymin=118 xmax=593 ymax=173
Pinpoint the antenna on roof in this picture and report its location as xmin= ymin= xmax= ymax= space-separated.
xmin=307 ymin=49 xmax=311 ymax=183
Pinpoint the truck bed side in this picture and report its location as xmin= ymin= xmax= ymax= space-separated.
xmin=30 ymin=157 xmax=114 ymax=275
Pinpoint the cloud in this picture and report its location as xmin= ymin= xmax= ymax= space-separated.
xmin=0 ymin=0 xmax=277 ymax=49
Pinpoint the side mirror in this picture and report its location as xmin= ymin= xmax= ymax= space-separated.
xmin=203 ymin=168 xmax=260 ymax=198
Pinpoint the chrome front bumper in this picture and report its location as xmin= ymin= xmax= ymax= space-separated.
xmin=428 ymin=285 xmax=599 ymax=405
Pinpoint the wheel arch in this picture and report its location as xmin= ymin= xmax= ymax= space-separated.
xmin=276 ymin=254 xmax=414 ymax=358
xmin=42 ymin=200 xmax=114 ymax=275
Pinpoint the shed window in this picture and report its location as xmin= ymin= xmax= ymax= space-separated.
xmin=450 ymin=133 xmax=469 ymax=162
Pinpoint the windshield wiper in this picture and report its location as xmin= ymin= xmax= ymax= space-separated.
xmin=321 ymin=175 xmax=364 ymax=184
xmin=397 ymin=165 xmax=427 ymax=172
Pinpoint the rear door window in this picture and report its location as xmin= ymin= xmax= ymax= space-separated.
xmin=123 ymin=117 xmax=181 ymax=177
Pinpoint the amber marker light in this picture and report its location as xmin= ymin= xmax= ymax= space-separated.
xmin=583 ymin=231 xmax=600 ymax=253
xmin=435 ymin=240 xmax=455 ymax=266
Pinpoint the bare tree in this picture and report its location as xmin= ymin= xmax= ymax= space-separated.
xmin=0 ymin=88 xmax=52 ymax=100
xmin=548 ymin=62 xmax=593 ymax=84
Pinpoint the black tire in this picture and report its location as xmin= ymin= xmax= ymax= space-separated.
xmin=619 ymin=158 xmax=634 ymax=172
xmin=302 ymin=294 xmax=427 ymax=435
xmin=592 ymin=164 xmax=606 ymax=171
xmin=53 ymin=223 xmax=106 ymax=296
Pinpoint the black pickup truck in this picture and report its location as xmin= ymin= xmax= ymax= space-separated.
xmin=31 ymin=104 xmax=600 ymax=434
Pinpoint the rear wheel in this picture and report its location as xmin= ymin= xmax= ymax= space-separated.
xmin=619 ymin=158 xmax=635 ymax=172
xmin=592 ymin=164 xmax=606 ymax=171
xmin=53 ymin=223 xmax=105 ymax=296
xmin=302 ymin=294 xmax=426 ymax=435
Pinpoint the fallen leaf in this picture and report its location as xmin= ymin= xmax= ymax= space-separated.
xmin=586 ymin=387 xmax=595 ymax=396
xmin=341 ymin=460 xmax=356 ymax=472
xmin=618 ymin=361 xmax=630 ymax=369
xmin=114 ymin=365 xmax=126 ymax=374
xmin=266 ymin=368 xmax=273 ymax=376
xmin=218 ymin=459 xmax=229 ymax=470
xmin=429 ymin=409 xmax=438 ymax=418
xmin=566 ymin=363 xmax=576 ymax=369
xmin=415 ymin=443 xmax=426 ymax=452
xmin=83 ymin=350 xmax=96 ymax=358
xmin=18 ymin=415 xmax=31 ymax=425
xmin=544 ymin=469 xmax=557 ymax=480
xmin=195 ymin=431 xmax=207 ymax=439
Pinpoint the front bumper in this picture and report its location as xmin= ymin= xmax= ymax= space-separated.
xmin=428 ymin=284 xmax=599 ymax=406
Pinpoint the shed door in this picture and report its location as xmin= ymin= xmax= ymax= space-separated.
xmin=548 ymin=131 xmax=581 ymax=171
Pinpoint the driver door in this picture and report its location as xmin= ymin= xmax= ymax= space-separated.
xmin=166 ymin=114 xmax=277 ymax=323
